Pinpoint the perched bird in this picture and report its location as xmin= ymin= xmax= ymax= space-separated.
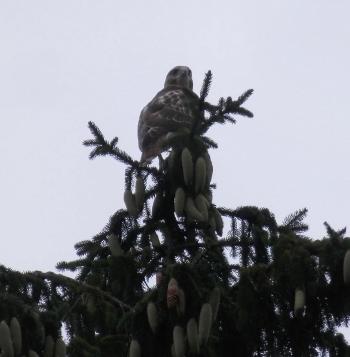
xmin=138 ymin=66 xmax=199 ymax=162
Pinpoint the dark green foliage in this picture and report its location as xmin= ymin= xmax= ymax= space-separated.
xmin=0 ymin=71 xmax=349 ymax=357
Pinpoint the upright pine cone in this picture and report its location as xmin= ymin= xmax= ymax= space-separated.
xmin=167 ymin=278 xmax=180 ymax=308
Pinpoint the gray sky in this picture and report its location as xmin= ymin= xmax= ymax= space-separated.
xmin=0 ymin=0 xmax=349 ymax=334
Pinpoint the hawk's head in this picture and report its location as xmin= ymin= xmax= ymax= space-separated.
xmin=164 ymin=66 xmax=193 ymax=90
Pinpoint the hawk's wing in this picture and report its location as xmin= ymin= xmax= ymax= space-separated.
xmin=138 ymin=86 xmax=199 ymax=161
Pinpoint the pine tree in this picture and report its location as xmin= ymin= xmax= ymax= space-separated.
xmin=1 ymin=71 xmax=350 ymax=356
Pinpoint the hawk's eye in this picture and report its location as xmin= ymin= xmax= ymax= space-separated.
xmin=188 ymin=69 xmax=192 ymax=76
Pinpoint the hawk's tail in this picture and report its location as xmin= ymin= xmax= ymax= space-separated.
xmin=140 ymin=145 xmax=161 ymax=164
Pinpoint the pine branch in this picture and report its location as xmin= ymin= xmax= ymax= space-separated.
xmin=86 ymin=121 xmax=105 ymax=144
xmin=75 ymin=239 xmax=103 ymax=257
xmin=199 ymin=70 xmax=213 ymax=102
xmin=202 ymin=101 xmax=218 ymax=115
xmin=280 ymin=208 xmax=309 ymax=234
xmin=29 ymin=271 xmax=134 ymax=312
xmin=179 ymin=239 xmax=252 ymax=250
xmin=124 ymin=166 xmax=133 ymax=190
xmin=232 ymin=106 xmax=253 ymax=118
xmin=84 ymin=121 xmax=160 ymax=178
xmin=324 ymin=222 xmax=347 ymax=239
xmin=199 ymin=89 xmax=254 ymax=135
xmin=219 ymin=206 xmax=277 ymax=230
xmin=201 ymin=136 xmax=218 ymax=149
xmin=236 ymin=89 xmax=254 ymax=106
xmin=223 ymin=114 xmax=236 ymax=124
xmin=192 ymin=71 xmax=213 ymax=135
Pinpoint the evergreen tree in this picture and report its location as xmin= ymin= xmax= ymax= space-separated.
xmin=1 ymin=71 xmax=350 ymax=356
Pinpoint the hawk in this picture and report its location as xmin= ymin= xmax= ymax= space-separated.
xmin=138 ymin=66 xmax=199 ymax=162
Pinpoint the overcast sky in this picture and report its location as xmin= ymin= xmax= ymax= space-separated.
xmin=0 ymin=0 xmax=349 ymax=333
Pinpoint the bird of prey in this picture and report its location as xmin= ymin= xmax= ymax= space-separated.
xmin=138 ymin=66 xmax=199 ymax=162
